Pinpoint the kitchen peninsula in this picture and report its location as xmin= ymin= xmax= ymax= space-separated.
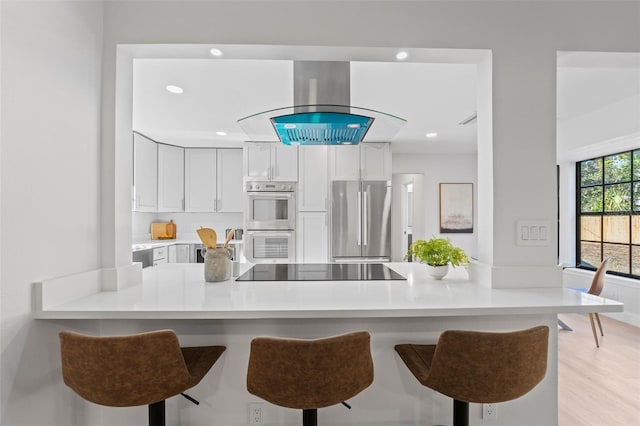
xmin=34 ymin=263 xmax=623 ymax=426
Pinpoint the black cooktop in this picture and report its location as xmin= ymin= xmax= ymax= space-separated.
xmin=236 ymin=263 xmax=406 ymax=282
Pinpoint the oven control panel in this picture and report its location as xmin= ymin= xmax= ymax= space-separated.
xmin=245 ymin=181 xmax=296 ymax=192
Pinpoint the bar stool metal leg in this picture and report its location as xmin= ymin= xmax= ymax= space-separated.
xmin=149 ymin=400 xmax=166 ymax=426
xmin=303 ymin=408 xmax=317 ymax=426
xmin=453 ymin=399 xmax=469 ymax=426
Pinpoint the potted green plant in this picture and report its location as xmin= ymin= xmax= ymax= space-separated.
xmin=405 ymin=237 xmax=469 ymax=279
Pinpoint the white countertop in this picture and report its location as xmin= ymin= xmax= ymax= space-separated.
xmin=35 ymin=263 xmax=623 ymax=320
xmin=132 ymin=238 xmax=243 ymax=251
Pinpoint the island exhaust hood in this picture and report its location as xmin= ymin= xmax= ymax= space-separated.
xmin=237 ymin=61 xmax=406 ymax=145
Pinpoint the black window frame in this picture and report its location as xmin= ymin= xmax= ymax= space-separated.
xmin=576 ymin=148 xmax=640 ymax=279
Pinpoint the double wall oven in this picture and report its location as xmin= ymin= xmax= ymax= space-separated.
xmin=244 ymin=181 xmax=296 ymax=263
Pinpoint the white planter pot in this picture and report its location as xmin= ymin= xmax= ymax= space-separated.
xmin=426 ymin=264 xmax=449 ymax=280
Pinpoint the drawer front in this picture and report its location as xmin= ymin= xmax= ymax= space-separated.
xmin=153 ymin=246 xmax=167 ymax=260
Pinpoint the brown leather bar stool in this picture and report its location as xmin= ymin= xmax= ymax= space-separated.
xmin=59 ymin=329 xmax=225 ymax=426
xmin=247 ymin=331 xmax=373 ymax=426
xmin=395 ymin=326 xmax=549 ymax=426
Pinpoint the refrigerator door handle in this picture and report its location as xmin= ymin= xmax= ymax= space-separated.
xmin=363 ymin=191 xmax=368 ymax=246
xmin=357 ymin=191 xmax=362 ymax=246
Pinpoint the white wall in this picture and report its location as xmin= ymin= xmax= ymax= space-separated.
xmin=392 ymin=153 xmax=478 ymax=259
xmin=1 ymin=1 xmax=639 ymax=425
xmin=557 ymin=59 xmax=640 ymax=329
xmin=0 ymin=1 xmax=104 ymax=424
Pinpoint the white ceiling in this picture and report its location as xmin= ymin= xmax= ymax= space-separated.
xmin=132 ymin=45 xmax=481 ymax=154
xmin=132 ymin=46 xmax=639 ymax=155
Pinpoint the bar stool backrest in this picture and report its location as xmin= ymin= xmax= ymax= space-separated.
xmin=247 ymin=331 xmax=373 ymax=409
xmin=588 ymin=258 xmax=609 ymax=297
xmin=59 ymin=330 xmax=191 ymax=407
xmin=425 ymin=326 xmax=549 ymax=403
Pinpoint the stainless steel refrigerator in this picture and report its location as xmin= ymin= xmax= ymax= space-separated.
xmin=331 ymin=180 xmax=391 ymax=262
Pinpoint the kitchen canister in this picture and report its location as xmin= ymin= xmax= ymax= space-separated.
xmin=203 ymin=247 xmax=232 ymax=282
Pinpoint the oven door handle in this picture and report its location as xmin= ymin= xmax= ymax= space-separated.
xmin=246 ymin=231 xmax=294 ymax=238
xmin=246 ymin=193 xmax=294 ymax=200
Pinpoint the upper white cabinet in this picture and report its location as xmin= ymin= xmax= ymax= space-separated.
xmin=185 ymin=148 xmax=243 ymax=212
xmin=298 ymin=146 xmax=328 ymax=211
xmin=133 ymin=133 xmax=158 ymax=212
xmin=329 ymin=142 xmax=391 ymax=181
xmin=185 ymin=149 xmax=217 ymax=212
xmin=216 ymin=149 xmax=243 ymax=212
xmin=157 ymin=144 xmax=185 ymax=212
xmin=361 ymin=143 xmax=392 ymax=180
xmin=329 ymin=145 xmax=360 ymax=180
xmin=244 ymin=143 xmax=298 ymax=181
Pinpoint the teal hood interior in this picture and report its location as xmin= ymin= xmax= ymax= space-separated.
xmin=271 ymin=111 xmax=373 ymax=146
xmin=238 ymin=104 xmax=406 ymax=146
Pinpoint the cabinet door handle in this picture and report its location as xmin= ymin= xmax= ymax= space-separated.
xmin=217 ymin=199 xmax=222 ymax=211
xmin=357 ymin=192 xmax=362 ymax=246
xmin=363 ymin=191 xmax=368 ymax=246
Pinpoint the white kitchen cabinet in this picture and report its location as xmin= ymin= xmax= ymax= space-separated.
xmin=272 ymin=144 xmax=298 ymax=181
xmin=329 ymin=144 xmax=360 ymax=180
xmin=298 ymin=146 xmax=328 ymax=211
xmin=216 ymin=149 xmax=244 ymax=212
xmin=185 ymin=148 xmax=243 ymax=212
xmin=361 ymin=142 xmax=392 ymax=180
xmin=175 ymin=244 xmax=191 ymax=263
xmin=297 ymin=212 xmax=328 ymax=263
xmin=168 ymin=245 xmax=177 ymax=263
xmin=152 ymin=246 xmax=167 ymax=266
xmin=244 ymin=143 xmax=298 ymax=181
xmin=329 ymin=143 xmax=391 ymax=181
xmin=157 ymin=144 xmax=185 ymax=212
xmin=133 ymin=133 xmax=158 ymax=212
xmin=185 ymin=149 xmax=217 ymax=212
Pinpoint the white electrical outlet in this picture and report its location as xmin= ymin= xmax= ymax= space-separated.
xmin=249 ymin=402 xmax=264 ymax=425
xmin=483 ymin=403 xmax=497 ymax=420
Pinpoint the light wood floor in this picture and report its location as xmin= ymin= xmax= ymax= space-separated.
xmin=558 ymin=313 xmax=640 ymax=426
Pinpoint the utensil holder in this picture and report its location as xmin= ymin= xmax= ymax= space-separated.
xmin=203 ymin=247 xmax=232 ymax=282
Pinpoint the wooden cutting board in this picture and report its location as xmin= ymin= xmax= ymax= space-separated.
xmin=151 ymin=222 xmax=176 ymax=239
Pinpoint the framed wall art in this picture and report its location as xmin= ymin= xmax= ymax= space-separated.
xmin=439 ymin=183 xmax=473 ymax=233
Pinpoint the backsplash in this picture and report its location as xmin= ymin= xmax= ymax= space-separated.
xmin=132 ymin=212 xmax=243 ymax=242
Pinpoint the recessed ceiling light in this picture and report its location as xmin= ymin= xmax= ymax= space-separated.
xmin=165 ymin=85 xmax=183 ymax=94
xmin=396 ymin=51 xmax=409 ymax=60
xmin=426 ymin=132 xmax=438 ymax=138
xmin=347 ymin=123 xmax=361 ymax=129
xmin=284 ymin=124 xmax=297 ymax=129
xmin=216 ymin=131 xmax=227 ymax=136
xmin=341 ymin=141 xmax=352 ymax=145
xmin=209 ymin=48 xmax=223 ymax=57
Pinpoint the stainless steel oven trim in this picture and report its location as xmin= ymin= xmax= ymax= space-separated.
xmin=245 ymin=191 xmax=296 ymax=230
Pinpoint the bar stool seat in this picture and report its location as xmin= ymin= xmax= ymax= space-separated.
xmin=395 ymin=326 xmax=549 ymax=426
xmin=247 ymin=331 xmax=373 ymax=426
xmin=59 ymin=329 xmax=225 ymax=426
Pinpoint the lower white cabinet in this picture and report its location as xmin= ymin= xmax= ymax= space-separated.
xmin=152 ymin=246 xmax=167 ymax=266
xmin=168 ymin=245 xmax=177 ymax=263
xmin=175 ymin=244 xmax=191 ymax=263
xmin=297 ymin=212 xmax=328 ymax=263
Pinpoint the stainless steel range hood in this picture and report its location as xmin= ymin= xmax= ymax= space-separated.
xmin=237 ymin=61 xmax=406 ymax=145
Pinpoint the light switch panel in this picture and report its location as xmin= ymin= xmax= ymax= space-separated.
xmin=516 ymin=220 xmax=551 ymax=246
